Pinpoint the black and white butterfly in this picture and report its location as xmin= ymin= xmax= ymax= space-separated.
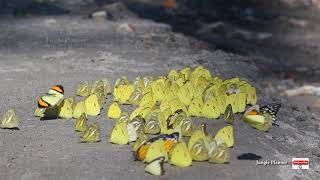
xmin=260 ymin=104 xmax=281 ymax=126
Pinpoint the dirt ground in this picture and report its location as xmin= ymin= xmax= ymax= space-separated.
xmin=0 ymin=1 xmax=319 ymax=180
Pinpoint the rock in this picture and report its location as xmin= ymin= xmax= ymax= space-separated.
xmin=101 ymin=2 xmax=137 ymax=20
xmin=197 ymin=22 xmax=272 ymax=41
xmin=44 ymin=18 xmax=57 ymax=26
xmin=91 ymin=10 xmax=107 ymax=22
xmin=309 ymin=99 xmax=320 ymax=110
xmin=277 ymin=0 xmax=313 ymax=8
xmin=296 ymin=66 xmax=308 ymax=72
xmin=117 ymin=23 xmax=136 ymax=33
xmin=288 ymin=18 xmax=308 ymax=28
xmin=281 ymin=85 xmax=320 ymax=96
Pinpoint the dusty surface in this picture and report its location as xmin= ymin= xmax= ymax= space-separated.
xmin=0 ymin=1 xmax=320 ymax=180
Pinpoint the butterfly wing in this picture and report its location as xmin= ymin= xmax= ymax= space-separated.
xmin=81 ymin=123 xmax=101 ymax=143
xmin=214 ymin=125 xmax=234 ymax=148
xmin=145 ymin=156 xmax=165 ymax=176
xmin=260 ymin=104 xmax=281 ymax=125
xmin=40 ymin=94 xmax=63 ymax=107
xmin=188 ymin=95 xmax=203 ymax=117
xmin=109 ymin=122 xmax=129 ymax=145
xmin=73 ymin=100 xmax=87 ymax=118
xmin=107 ymin=102 xmax=122 ymax=119
xmin=75 ymin=113 xmax=88 ymax=132
xmin=202 ymin=98 xmax=220 ymax=119
xmin=84 ymin=94 xmax=101 ymax=116
xmin=189 ymin=139 xmax=209 ymax=161
xmin=224 ymin=104 xmax=234 ymax=124
xmin=144 ymin=139 xmax=168 ymax=163
xmin=170 ymin=141 xmax=192 ymax=167
xmin=58 ymin=98 xmax=74 ymax=119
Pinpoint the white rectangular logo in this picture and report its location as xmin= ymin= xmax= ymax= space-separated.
xmin=292 ymin=158 xmax=309 ymax=169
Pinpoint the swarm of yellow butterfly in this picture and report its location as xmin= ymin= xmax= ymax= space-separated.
xmin=31 ymin=66 xmax=281 ymax=176
xmin=106 ymin=66 xmax=268 ymax=175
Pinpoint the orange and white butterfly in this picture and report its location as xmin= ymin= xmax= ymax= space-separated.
xmin=134 ymin=132 xmax=179 ymax=161
xmin=38 ymin=85 xmax=64 ymax=108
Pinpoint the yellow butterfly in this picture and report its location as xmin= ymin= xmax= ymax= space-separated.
xmin=169 ymin=140 xmax=192 ymax=167
xmin=129 ymin=117 xmax=145 ymax=137
xmin=127 ymin=122 xmax=137 ymax=142
xmin=145 ymin=156 xmax=165 ymax=176
xmin=179 ymin=67 xmax=191 ymax=80
xmin=130 ymin=106 xmax=152 ymax=120
xmin=247 ymin=86 xmax=257 ymax=105
xmin=175 ymin=77 xmax=185 ymax=87
xmin=128 ymin=87 xmax=143 ymax=105
xmin=144 ymin=111 xmax=161 ymax=134
xmin=189 ymin=138 xmax=209 ymax=161
xmin=190 ymin=66 xmax=211 ymax=85
xmin=225 ymin=93 xmax=238 ymax=113
xmin=177 ymin=83 xmax=193 ymax=106
xmin=84 ymin=94 xmax=101 ymax=116
xmin=209 ymin=142 xmax=230 ymax=164
xmin=58 ymin=96 xmax=75 ymax=119
xmin=101 ymin=79 xmax=112 ymax=96
xmin=238 ymin=92 xmax=247 ymax=113
xmin=114 ymin=76 xmax=135 ymax=104
xmin=107 ymin=102 xmax=122 ymax=119
xmin=151 ymin=81 xmax=165 ymax=102
xmin=158 ymin=110 xmax=175 ymax=135
xmin=1 ymin=109 xmax=19 ymax=129
xmin=214 ymin=125 xmax=234 ymax=148
xmin=75 ymin=113 xmax=88 ymax=132
xmin=188 ymin=123 xmax=211 ymax=151
xmin=168 ymin=99 xmax=188 ymax=117
xmin=224 ymin=104 xmax=234 ymax=124
xmin=81 ymin=123 xmax=101 ymax=143
xmin=132 ymin=134 xmax=149 ymax=152
xmin=167 ymin=69 xmax=180 ymax=81
xmin=91 ymin=79 xmax=111 ymax=98
xmin=216 ymin=94 xmax=227 ymax=114
xmin=194 ymin=76 xmax=210 ymax=97
xmin=139 ymin=92 xmax=156 ymax=108
xmin=174 ymin=116 xmax=193 ymax=137
xmin=94 ymin=88 xmax=106 ymax=107
xmin=225 ymin=83 xmax=240 ymax=95
xmin=109 ymin=122 xmax=129 ymax=145
xmin=144 ymin=139 xmax=168 ymax=163
xmin=218 ymin=84 xmax=227 ymax=96
xmin=188 ymin=95 xmax=203 ymax=117
xmin=202 ymin=97 xmax=220 ymax=119
xmin=90 ymin=80 xmax=104 ymax=95
xmin=73 ymin=100 xmax=86 ymax=118
xmin=118 ymin=112 xmax=130 ymax=124
xmin=76 ymin=81 xmax=90 ymax=97
xmin=166 ymin=109 xmax=186 ymax=129
xmin=34 ymin=107 xmax=45 ymax=118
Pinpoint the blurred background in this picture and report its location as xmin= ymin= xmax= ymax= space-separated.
xmin=1 ymin=0 xmax=320 ymax=77
xmin=1 ymin=0 xmax=320 ymax=108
